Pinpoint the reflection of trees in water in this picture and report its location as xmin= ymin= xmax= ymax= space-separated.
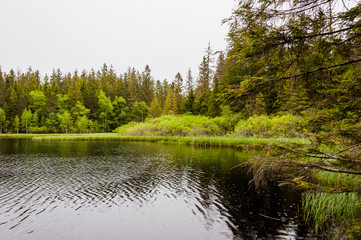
xmin=0 ymin=139 xmax=305 ymax=238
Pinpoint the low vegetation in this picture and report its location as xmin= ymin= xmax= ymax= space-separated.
xmin=302 ymin=192 xmax=360 ymax=239
xmin=233 ymin=114 xmax=308 ymax=138
xmin=115 ymin=113 xmax=309 ymax=138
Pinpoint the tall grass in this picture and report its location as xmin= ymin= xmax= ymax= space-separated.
xmin=312 ymin=171 xmax=361 ymax=192
xmin=31 ymin=134 xmax=309 ymax=147
xmin=302 ymin=192 xmax=361 ymax=238
xmin=0 ymin=133 xmax=64 ymax=139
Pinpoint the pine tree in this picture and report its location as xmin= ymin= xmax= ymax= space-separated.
xmin=253 ymin=92 xmax=266 ymax=116
xmin=163 ymin=87 xmax=177 ymax=114
xmin=207 ymin=76 xmax=221 ymax=117
xmin=140 ymin=65 xmax=155 ymax=105
xmin=0 ymin=108 xmax=5 ymax=134
xmin=174 ymin=72 xmax=184 ymax=114
xmin=0 ymin=69 xmax=6 ymax=108
xmin=128 ymin=68 xmax=141 ymax=107
xmin=149 ymin=97 xmax=162 ymax=118
xmin=196 ymin=43 xmax=214 ymax=97
xmin=280 ymin=79 xmax=309 ymax=114
xmin=14 ymin=115 xmax=20 ymax=134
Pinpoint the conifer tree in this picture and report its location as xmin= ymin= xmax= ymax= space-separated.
xmin=140 ymin=65 xmax=155 ymax=105
xmin=128 ymin=68 xmax=141 ymax=107
xmin=196 ymin=43 xmax=214 ymax=97
xmin=149 ymin=97 xmax=162 ymax=118
xmin=253 ymin=92 xmax=267 ymax=116
xmin=174 ymin=72 xmax=184 ymax=114
xmin=14 ymin=115 xmax=20 ymax=134
xmin=0 ymin=108 xmax=5 ymax=134
xmin=280 ymin=80 xmax=309 ymax=114
xmin=183 ymin=69 xmax=195 ymax=114
xmin=0 ymin=70 xmax=6 ymax=108
xmin=163 ymin=87 xmax=177 ymax=114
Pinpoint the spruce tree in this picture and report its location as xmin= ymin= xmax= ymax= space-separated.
xmin=0 ymin=108 xmax=5 ymax=134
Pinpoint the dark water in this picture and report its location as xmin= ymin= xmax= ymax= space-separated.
xmin=0 ymin=138 xmax=307 ymax=239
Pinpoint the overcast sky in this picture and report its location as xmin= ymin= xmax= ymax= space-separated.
xmin=0 ymin=0 xmax=235 ymax=81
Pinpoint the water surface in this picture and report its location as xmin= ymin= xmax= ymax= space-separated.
xmin=0 ymin=139 xmax=306 ymax=239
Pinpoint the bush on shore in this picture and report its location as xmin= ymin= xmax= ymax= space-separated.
xmin=115 ymin=115 xmax=223 ymax=136
xmin=233 ymin=114 xmax=308 ymax=138
xmin=115 ymin=113 xmax=310 ymax=138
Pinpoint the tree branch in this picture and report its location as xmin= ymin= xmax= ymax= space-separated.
xmin=229 ymin=58 xmax=361 ymax=98
xmin=285 ymin=161 xmax=361 ymax=175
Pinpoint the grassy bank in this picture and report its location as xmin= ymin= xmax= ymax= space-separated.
xmin=0 ymin=133 xmax=65 ymax=139
xmin=301 ymin=170 xmax=361 ymax=239
xmin=302 ymin=192 xmax=361 ymax=239
xmin=30 ymin=133 xmax=309 ymax=147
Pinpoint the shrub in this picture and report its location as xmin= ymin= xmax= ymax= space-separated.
xmin=233 ymin=114 xmax=308 ymax=138
xmin=114 ymin=115 xmax=223 ymax=136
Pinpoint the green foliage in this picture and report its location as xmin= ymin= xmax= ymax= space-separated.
xmin=0 ymin=108 xmax=5 ymax=133
xmin=115 ymin=115 xmax=223 ymax=136
xmin=97 ymin=90 xmax=113 ymax=132
xmin=57 ymin=94 xmax=71 ymax=113
xmin=13 ymin=115 xmax=20 ymax=134
xmin=21 ymin=108 xmax=32 ymax=134
xmin=302 ymin=192 xmax=361 ymax=238
xmin=347 ymin=220 xmax=361 ymax=240
xmin=45 ymin=113 xmax=58 ymax=133
xmin=111 ymin=96 xmax=129 ymax=127
xmin=29 ymin=126 xmax=48 ymax=133
xmin=75 ymin=115 xmax=92 ymax=133
xmin=234 ymin=114 xmax=308 ymax=137
xmin=29 ymin=90 xmax=46 ymax=113
xmin=163 ymin=88 xmax=177 ymax=114
xmin=149 ymin=97 xmax=162 ymax=118
xmin=71 ymin=101 xmax=90 ymax=118
xmin=31 ymin=112 xmax=39 ymax=127
xmin=212 ymin=105 xmax=243 ymax=134
xmin=57 ymin=110 xmax=72 ymax=134
xmin=131 ymin=101 xmax=149 ymax=122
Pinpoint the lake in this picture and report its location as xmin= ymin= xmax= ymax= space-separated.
xmin=0 ymin=138 xmax=307 ymax=239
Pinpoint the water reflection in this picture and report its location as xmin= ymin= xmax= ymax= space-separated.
xmin=0 ymin=139 xmax=306 ymax=239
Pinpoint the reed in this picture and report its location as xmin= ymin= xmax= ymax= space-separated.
xmin=0 ymin=134 xmax=65 ymax=139
xmin=31 ymin=134 xmax=309 ymax=147
xmin=302 ymin=192 xmax=361 ymax=238
xmin=312 ymin=171 xmax=361 ymax=191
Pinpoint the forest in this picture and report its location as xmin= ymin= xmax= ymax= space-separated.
xmin=0 ymin=0 xmax=361 ymax=137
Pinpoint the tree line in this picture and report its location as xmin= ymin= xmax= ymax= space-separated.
xmin=1 ymin=0 xmax=360 ymax=136
xmin=0 ymin=45 xmax=225 ymax=134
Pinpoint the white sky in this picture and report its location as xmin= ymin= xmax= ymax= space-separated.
xmin=0 ymin=0 xmax=235 ymax=81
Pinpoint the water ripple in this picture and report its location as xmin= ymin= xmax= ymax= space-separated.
xmin=0 ymin=140 xmax=306 ymax=239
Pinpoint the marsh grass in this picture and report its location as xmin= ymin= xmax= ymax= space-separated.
xmin=302 ymin=192 xmax=361 ymax=238
xmin=312 ymin=171 xmax=361 ymax=191
xmin=31 ymin=133 xmax=309 ymax=147
xmin=0 ymin=134 xmax=64 ymax=138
